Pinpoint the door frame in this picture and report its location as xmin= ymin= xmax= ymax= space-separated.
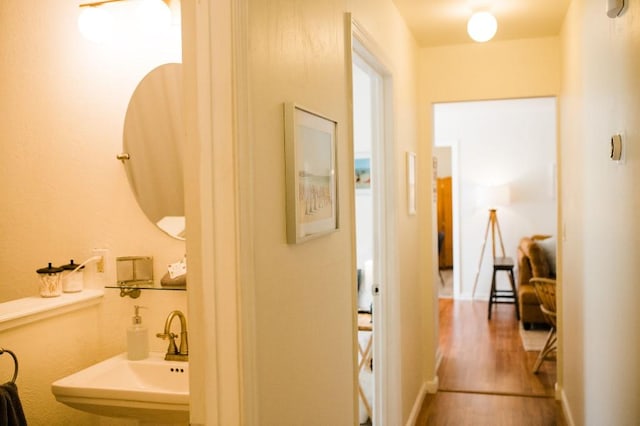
xmin=434 ymin=139 xmax=462 ymax=299
xmin=350 ymin=16 xmax=399 ymax=426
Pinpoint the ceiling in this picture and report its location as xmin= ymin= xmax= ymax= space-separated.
xmin=393 ymin=0 xmax=571 ymax=47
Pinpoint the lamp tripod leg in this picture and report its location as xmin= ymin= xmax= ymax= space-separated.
xmin=471 ymin=213 xmax=492 ymax=298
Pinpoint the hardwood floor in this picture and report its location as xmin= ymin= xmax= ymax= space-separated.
xmin=415 ymin=299 xmax=566 ymax=425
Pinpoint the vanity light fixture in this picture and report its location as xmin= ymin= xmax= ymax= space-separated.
xmin=78 ymin=4 xmax=114 ymax=43
xmin=78 ymin=0 xmax=171 ymax=43
xmin=467 ymin=11 xmax=498 ymax=43
xmin=80 ymin=0 xmax=127 ymax=6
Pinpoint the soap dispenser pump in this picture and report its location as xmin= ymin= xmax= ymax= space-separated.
xmin=127 ymin=305 xmax=149 ymax=360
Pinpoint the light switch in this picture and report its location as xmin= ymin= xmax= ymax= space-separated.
xmin=610 ymin=134 xmax=623 ymax=161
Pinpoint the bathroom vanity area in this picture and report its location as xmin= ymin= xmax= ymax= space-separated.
xmin=0 ymin=0 xmax=190 ymax=424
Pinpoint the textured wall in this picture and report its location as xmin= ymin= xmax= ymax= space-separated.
xmin=245 ymin=0 xmax=424 ymax=423
xmin=247 ymin=1 xmax=356 ymax=423
xmin=560 ymin=1 xmax=640 ymax=424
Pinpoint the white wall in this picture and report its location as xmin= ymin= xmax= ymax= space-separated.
xmin=0 ymin=1 xmax=187 ymax=424
xmin=246 ymin=2 xmax=356 ymax=422
xmin=434 ymin=98 xmax=557 ymax=298
xmin=433 ymin=146 xmax=451 ymax=177
xmin=560 ymin=1 xmax=640 ymax=424
xmin=240 ymin=0 xmax=424 ymax=424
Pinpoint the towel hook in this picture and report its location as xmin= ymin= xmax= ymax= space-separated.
xmin=0 ymin=348 xmax=18 ymax=383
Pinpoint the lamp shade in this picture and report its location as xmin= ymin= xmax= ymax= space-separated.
xmin=478 ymin=184 xmax=511 ymax=209
xmin=467 ymin=11 xmax=498 ymax=42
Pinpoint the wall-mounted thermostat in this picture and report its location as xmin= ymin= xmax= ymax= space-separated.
xmin=610 ymin=134 xmax=623 ymax=161
xmin=607 ymin=0 xmax=625 ymax=18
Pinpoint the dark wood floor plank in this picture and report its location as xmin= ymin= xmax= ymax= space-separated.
xmin=416 ymin=298 xmax=564 ymax=425
xmin=437 ymin=299 xmax=555 ymax=396
xmin=418 ymin=391 xmax=566 ymax=426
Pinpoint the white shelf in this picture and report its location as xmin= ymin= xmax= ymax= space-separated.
xmin=0 ymin=289 xmax=104 ymax=332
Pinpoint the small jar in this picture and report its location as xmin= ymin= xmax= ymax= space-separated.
xmin=36 ymin=263 xmax=63 ymax=297
xmin=60 ymin=260 xmax=84 ymax=293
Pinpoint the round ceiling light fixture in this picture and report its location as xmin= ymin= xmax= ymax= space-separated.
xmin=467 ymin=11 xmax=498 ymax=43
xmin=78 ymin=7 xmax=114 ymax=43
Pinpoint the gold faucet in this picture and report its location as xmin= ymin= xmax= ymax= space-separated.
xmin=156 ymin=310 xmax=188 ymax=361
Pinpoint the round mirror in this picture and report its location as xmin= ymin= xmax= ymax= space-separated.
xmin=122 ymin=63 xmax=185 ymax=240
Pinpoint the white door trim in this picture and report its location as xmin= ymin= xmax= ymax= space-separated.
xmin=351 ymin=17 xmax=399 ymax=426
xmin=182 ymin=0 xmax=245 ymax=424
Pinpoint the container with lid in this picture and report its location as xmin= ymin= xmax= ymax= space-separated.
xmin=36 ymin=262 xmax=63 ymax=297
xmin=60 ymin=259 xmax=84 ymax=293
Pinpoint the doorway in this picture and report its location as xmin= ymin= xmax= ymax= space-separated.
xmin=431 ymin=97 xmax=559 ymax=408
xmin=352 ymin=34 xmax=394 ymax=426
xmin=433 ymin=97 xmax=557 ymax=301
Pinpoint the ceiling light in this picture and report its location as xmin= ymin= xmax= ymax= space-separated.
xmin=78 ymin=6 xmax=114 ymax=43
xmin=134 ymin=0 xmax=172 ymax=37
xmin=467 ymin=11 xmax=498 ymax=43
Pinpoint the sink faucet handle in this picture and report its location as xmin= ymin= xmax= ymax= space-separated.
xmin=156 ymin=332 xmax=178 ymax=340
xmin=156 ymin=332 xmax=179 ymax=354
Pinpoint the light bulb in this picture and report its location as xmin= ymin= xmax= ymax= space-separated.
xmin=78 ymin=7 xmax=114 ymax=43
xmin=134 ymin=0 xmax=172 ymax=37
xmin=467 ymin=11 xmax=497 ymax=43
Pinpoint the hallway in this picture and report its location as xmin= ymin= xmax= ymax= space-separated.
xmin=416 ymin=299 xmax=566 ymax=425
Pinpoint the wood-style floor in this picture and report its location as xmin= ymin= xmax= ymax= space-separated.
xmin=415 ymin=299 xmax=566 ymax=425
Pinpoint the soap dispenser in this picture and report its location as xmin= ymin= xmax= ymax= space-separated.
xmin=127 ymin=305 xmax=149 ymax=360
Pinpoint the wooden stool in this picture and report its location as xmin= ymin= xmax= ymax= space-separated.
xmin=488 ymin=256 xmax=520 ymax=320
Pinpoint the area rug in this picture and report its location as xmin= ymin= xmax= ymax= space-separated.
xmin=518 ymin=323 xmax=550 ymax=351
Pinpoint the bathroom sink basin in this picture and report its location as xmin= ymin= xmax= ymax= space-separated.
xmin=51 ymin=352 xmax=188 ymax=423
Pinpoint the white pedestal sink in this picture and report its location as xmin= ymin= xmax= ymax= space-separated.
xmin=51 ymin=352 xmax=189 ymax=423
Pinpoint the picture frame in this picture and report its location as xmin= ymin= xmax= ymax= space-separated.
xmin=284 ymin=103 xmax=338 ymax=244
xmin=407 ymin=151 xmax=417 ymax=215
xmin=354 ymin=157 xmax=371 ymax=189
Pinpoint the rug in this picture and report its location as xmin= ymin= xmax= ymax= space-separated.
xmin=518 ymin=323 xmax=550 ymax=351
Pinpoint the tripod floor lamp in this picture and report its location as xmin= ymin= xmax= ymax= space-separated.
xmin=471 ymin=185 xmax=510 ymax=298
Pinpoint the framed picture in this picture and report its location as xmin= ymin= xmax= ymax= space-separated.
xmin=354 ymin=157 xmax=371 ymax=189
xmin=407 ymin=151 xmax=417 ymax=215
xmin=284 ymin=103 xmax=338 ymax=244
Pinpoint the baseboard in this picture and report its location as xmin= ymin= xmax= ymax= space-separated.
xmin=425 ymin=375 xmax=439 ymax=394
xmin=405 ymin=381 xmax=428 ymax=426
xmin=558 ymin=385 xmax=576 ymax=426
xmin=435 ymin=347 xmax=443 ymax=374
xmin=457 ymin=292 xmax=474 ymax=300
xmin=458 ymin=292 xmax=489 ymax=301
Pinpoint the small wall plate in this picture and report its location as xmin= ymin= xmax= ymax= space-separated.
xmin=610 ymin=134 xmax=623 ymax=161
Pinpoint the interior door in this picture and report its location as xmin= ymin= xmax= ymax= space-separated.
xmin=437 ymin=177 xmax=453 ymax=268
xmin=352 ymin=32 xmax=395 ymax=425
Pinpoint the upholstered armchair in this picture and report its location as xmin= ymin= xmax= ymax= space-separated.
xmin=517 ymin=235 xmax=556 ymax=328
